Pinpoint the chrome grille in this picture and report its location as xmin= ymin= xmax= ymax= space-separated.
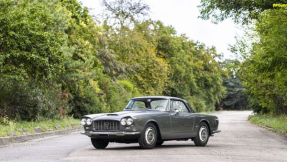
xmin=93 ymin=120 xmax=120 ymax=131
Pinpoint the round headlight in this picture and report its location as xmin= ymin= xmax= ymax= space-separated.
xmin=86 ymin=118 xmax=92 ymax=125
xmin=126 ymin=118 xmax=133 ymax=125
xmin=80 ymin=118 xmax=86 ymax=126
xmin=120 ymin=118 xmax=127 ymax=126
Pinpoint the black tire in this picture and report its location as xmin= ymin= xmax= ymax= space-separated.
xmin=91 ymin=138 xmax=109 ymax=149
xmin=194 ymin=122 xmax=210 ymax=146
xmin=156 ymin=141 xmax=164 ymax=146
xmin=138 ymin=123 xmax=157 ymax=149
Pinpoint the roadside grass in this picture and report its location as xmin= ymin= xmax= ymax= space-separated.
xmin=249 ymin=114 xmax=287 ymax=135
xmin=0 ymin=117 xmax=80 ymax=137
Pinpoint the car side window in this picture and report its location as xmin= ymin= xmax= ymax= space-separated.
xmin=171 ymin=100 xmax=189 ymax=113
xmin=150 ymin=99 xmax=169 ymax=111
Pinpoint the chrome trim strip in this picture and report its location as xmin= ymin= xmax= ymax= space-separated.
xmin=81 ymin=131 xmax=141 ymax=136
xmin=91 ymin=131 xmax=141 ymax=136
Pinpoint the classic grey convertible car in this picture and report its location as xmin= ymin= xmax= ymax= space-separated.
xmin=80 ymin=96 xmax=220 ymax=149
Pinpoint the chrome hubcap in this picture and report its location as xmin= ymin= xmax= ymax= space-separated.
xmin=145 ymin=127 xmax=156 ymax=145
xmin=199 ymin=126 xmax=208 ymax=142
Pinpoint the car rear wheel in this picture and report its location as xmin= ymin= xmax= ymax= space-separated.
xmin=91 ymin=138 xmax=109 ymax=149
xmin=138 ymin=123 xmax=157 ymax=149
xmin=194 ymin=122 xmax=209 ymax=146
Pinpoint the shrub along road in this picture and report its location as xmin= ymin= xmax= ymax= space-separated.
xmin=0 ymin=111 xmax=287 ymax=162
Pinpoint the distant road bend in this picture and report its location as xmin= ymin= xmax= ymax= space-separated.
xmin=0 ymin=111 xmax=287 ymax=162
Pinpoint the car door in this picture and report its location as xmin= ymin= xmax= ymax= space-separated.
xmin=170 ymin=100 xmax=194 ymax=138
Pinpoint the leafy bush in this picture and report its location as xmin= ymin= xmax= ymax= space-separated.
xmin=68 ymin=84 xmax=103 ymax=118
xmin=189 ymin=96 xmax=206 ymax=112
xmin=0 ymin=0 xmax=67 ymax=81
xmin=0 ymin=79 xmax=69 ymax=121
xmin=117 ymin=80 xmax=134 ymax=93
xmin=0 ymin=115 xmax=10 ymax=125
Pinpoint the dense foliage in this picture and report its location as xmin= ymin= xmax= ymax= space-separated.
xmin=199 ymin=0 xmax=287 ymax=114
xmin=0 ymin=0 xmax=69 ymax=121
xmin=0 ymin=0 xmax=67 ymax=80
xmin=199 ymin=0 xmax=287 ymax=24
xmin=220 ymin=60 xmax=248 ymax=110
xmin=239 ymin=9 xmax=287 ymax=114
xmin=0 ymin=0 xmax=226 ymax=121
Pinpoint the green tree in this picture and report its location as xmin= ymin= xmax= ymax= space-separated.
xmin=198 ymin=0 xmax=287 ymax=24
xmin=0 ymin=0 xmax=68 ymax=81
xmin=101 ymin=21 xmax=169 ymax=95
xmin=239 ymin=9 xmax=287 ymax=114
xmin=59 ymin=0 xmax=105 ymax=117
xmin=101 ymin=0 xmax=150 ymax=28
xmin=221 ymin=59 xmax=248 ymax=110
xmin=60 ymin=0 xmax=137 ymax=116
xmin=101 ymin=1 xmax=169 ymax=95
xmin=0 ymin=0 xmax=70 ymax=121
xmin=153 ymin=22 xmax=226 ymax=112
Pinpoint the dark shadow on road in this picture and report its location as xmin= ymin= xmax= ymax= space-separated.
xmin=87 ymin=144 xmax=220 ymax=150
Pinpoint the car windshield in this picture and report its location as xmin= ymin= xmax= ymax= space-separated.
xmin=125 ymin=99 xmax=169 ymax=111
xmin=125 ymin=100 xmax=146 ymax=110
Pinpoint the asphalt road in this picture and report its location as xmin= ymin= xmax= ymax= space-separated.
xmin=1 ymin=111 xmax=287 ymax=162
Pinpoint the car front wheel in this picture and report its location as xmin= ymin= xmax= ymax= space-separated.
xmin=91 ymin=138 xmax=109 ymax=149
xmin=138 ymin=123 xmax=157 ymax=149
xmin=194 ymin=122 xmax=209 ymax=146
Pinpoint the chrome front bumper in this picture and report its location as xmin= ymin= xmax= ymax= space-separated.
xmin=81 ymin=131 xmax=141 ymax=137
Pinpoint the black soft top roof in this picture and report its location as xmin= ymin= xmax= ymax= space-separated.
xmin=131 ymin=96 xmax=194 ymax=113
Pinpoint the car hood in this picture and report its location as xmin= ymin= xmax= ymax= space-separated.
xmin=83 ymin=110 xmax=157 ymax=121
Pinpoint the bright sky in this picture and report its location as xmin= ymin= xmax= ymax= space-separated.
xmin=80 ymin=0 xmax=242 ymax=60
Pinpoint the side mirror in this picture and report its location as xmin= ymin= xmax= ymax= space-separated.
xmin=174 ymin=109 xmax=180 ymax=115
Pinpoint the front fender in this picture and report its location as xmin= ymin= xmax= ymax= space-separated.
xmin=197 ymin=119 xmax=211 ymax=135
